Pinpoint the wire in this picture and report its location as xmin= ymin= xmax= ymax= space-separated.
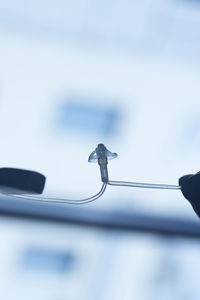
xmin=108 ymin=180 xmax=181 ymax=190
xmin=10 ymin=183 xmax=107 ymax=205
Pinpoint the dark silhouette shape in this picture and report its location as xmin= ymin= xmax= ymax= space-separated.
xmin=179 ymin=172 xmax=200 ymax=217
xmin=0 ymin=168 xmax=46 ymax=194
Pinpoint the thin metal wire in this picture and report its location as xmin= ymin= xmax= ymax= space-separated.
xmin=108 ymin=180 xmax=181 ymax=190
xmin=10 ymin=183 xmax=107 ymax=205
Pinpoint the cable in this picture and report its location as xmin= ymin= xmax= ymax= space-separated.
xmin=10 ymin=183 xmax=107 ymax=205
xmin=90 ymin=145 xmax=181 ymax=190
xmin=2 ymin=144 xmax=183 ymax=206
xmin=108 ymin=180 xmax=181 ymax=190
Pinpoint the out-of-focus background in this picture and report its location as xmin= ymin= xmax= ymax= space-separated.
xmin=0 ymin=0 xmax=200 ymax=299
